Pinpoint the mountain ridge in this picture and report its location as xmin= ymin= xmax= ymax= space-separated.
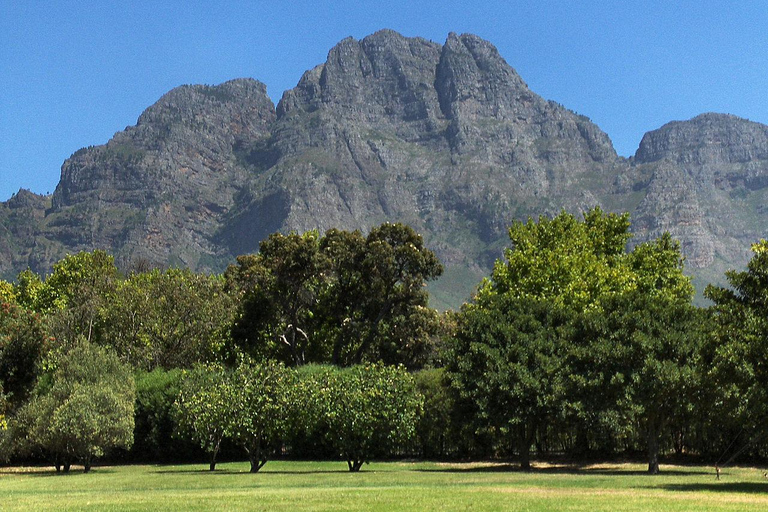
xmin=2 ymin=30 xmax=766 ymax=308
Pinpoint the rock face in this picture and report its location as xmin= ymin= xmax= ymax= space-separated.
xmin=2 ymin=31 xmax=767 ymax=307
xmin=629 ymin=113 xmax=768 ymax=291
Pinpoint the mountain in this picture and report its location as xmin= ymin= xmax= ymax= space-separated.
xmin=2 ymin=31 xmax=767 ymax=308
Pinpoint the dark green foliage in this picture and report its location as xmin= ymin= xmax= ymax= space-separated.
xmin=449 ymin=295 xmax=571 ymax=470
xmin=132 ymin=368 xmax=200 ymax=462
xmin=704 ymin=240 xmax=768 ymax=454
xmin=0 ymin=302 xmax=48 ymax=411
xmin=413 ymin=368 xmax=456 ymax=458
xmin=227 ymin=223 xmax=443 ymax=369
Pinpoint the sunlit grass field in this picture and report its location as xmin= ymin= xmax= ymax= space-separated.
xmin=1 ymin=460 xmax=767 ymax=511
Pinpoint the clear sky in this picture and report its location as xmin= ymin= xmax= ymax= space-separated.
xmin=2 ymin=1 xmax=767 ymax=201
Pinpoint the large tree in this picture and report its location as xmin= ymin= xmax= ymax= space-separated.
xmin=319 ymin=223 xmax=443 ymax=367
xmin=227 ymin=231 xmax=330 ymax=365
xmin=228 ymin=223 xmax=442 ymax=368
xmin=704 ymin=240 xmax=768 ymax=443
xmin=103 ymin=268 xmax=235 ymax=369
xmin=450 ymin=208 xmax=697 ymax=472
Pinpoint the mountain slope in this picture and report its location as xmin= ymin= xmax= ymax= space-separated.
xmin=2 ymin=31 xmax=766 ymax=309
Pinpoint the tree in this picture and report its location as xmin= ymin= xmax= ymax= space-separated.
xmin=704 ymin=240 xmax=768 ymax=445
xmin=174 ymin=363 xmax=235 ymax=470
xmin=103 ymin=268 xmax=235 ymax=369
xmin=228 ymin=223 xmax=443 ymax=368
xmin=300 ymin=364 xmax=422 ymax=471
xmin=0 ymin=302 xmax=48 ymax=411
xmin=227 ymin=231 xmax=330 ymax=365
xmin=227 ymin=359 xmax=295 ymax=472
xmin=318 ymin=223 xmax=443 ymax=367
xmin=33 ymin=251 xmax=119 ymax=347
xmin=413 ymin=368 xmax=457 ymax=458
xmin=574 ymin=289 xmax=702 ymax=473
xmin=15 ymin=340 xmax=135 ymax=472
xmin=449 ymin=295 xmax=570 ymax=470
xmin=450 ymin=208 xmax=697 ymax=472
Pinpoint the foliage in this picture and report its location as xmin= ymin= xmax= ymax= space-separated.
xmin=318 ymin=223 xmax=443 ymax=367
xmin=704 ymin=239 xmax=768 ymax=436
xmin=0 ymin=302 xmax=48 ymax=411
xmin=299 ymin=364 xmax=422 ymax=471
xmin=227 ymin=359 xmax=295 ymax=472
xmin=413 ymin=368 xmax=456 ymax=458
xmin=227 ymin=231 xmax=329 ymax=365
xmin=451 ymin=208 xmax=698 ymax=471
xmin=13 ymin=340 xmax=135 ymax=472
xmin=228 ymin=223 xmax=443 ymax=368
xmin=103 ymin=268 xmax=235 ymax=369
xmin=174 ymin=363 xmax=235 ymax=470
xmin=449 ymin=295 xmax=571 ymax=469
xmin=133 ymin=368 xmax=199 ymax=462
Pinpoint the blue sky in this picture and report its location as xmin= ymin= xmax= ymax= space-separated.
xmin=2 ymin=1 xmax=767 ymax=201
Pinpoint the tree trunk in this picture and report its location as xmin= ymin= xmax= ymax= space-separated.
xmin=518 ymin=425 xmax=534 ymax=471
xmin=83 ymin=457 xmax=92 ymax=473
xmin=647 ymin=428 xmax=660 ymax=474
xmin=347 ymin=459 xmax=364 ymax=472
xmin=63 ymin=462 xmax=71 ymax=473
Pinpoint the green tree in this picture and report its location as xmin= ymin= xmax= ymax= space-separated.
xmin=318 ymin=223 xmax=443 ymax=367
xmin=227 ymin=231 xmax=330 ymax=365
xmin=227 ymin=359 xmax=295 ymax=472
xmin=174 ymin=363 xmax=235 ymax=470
xmin=705 ymin=240 xmax=768 ymax=443
xmin=449 ymin=295 xmax=570 ymax=470
xmin=574 ymin=289 xmax=702 ymax=473
xmin=0 ymin=302 xmax=48 ymax=411
xmin=413 ymin=368 xmax=456 ymax=458
xmin=104 ymin=268 xmax=234 ymax=369
xmin=451 ymin=208 xmax=697 ymax=472
xmin=14 ymin=340 xmax=135 ymax=472
xmin=229 ymin=223 xmax=443 ymax=368
xmin=133 ymin=368 xmax=197 ymax=462
xmin=300 ymin=364 xmax=422 ymax=471
xmin=34 ymin=251 xmax=119 ymax=347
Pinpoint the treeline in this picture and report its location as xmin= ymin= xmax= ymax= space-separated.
xmin=0 ymin=211 xmax=766 ymax=474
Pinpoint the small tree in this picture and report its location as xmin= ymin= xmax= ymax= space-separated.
xmin=227 ymin=359 xmax=295 ymax=472
xmin=302 ymin=364 xmax=422 ymax=471
xmin=16 ymin=340 xmax=135 ymax=472
xmin=174 ymin=364 xmax=234 ymax=470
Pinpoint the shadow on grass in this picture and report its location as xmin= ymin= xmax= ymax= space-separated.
xmin=415 ymin=464 xmax=711 ymax=477
xmin=0 ymin=468 xmax=117 ymax=477
xmin=663 ymin=482 xmax=768 ymax=494
xmin=152 ymin=468 xmax=351 ymax=475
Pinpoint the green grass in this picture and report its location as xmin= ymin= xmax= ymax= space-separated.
xmin=2 ymin=461 xmax=767 ymax=511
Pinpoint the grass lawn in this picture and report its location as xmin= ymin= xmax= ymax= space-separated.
xmin=1 ymin=460 xmax=767 ymax=511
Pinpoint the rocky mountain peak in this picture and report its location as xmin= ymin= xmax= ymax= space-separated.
xmin=2 ymin=31 xmax=766 ymax=308
xmin=635 ymin=112 xmax=768 ymax=166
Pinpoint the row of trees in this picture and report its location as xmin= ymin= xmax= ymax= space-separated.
xmin=1 ymin=212 xmax=767 ymax=474
xmin=175 ymin=361 xmax=419 ymax=472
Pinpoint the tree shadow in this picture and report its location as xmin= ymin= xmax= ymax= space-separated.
xmin=415 ymin=463 xmax=711 ymax=476
xmin=663 ymin=482 xmax=768 ymax=494
xmin=0 ymin=467 xmax=117 ymax=477
xmin=152 ymin=468 xmax=350 ymax=475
